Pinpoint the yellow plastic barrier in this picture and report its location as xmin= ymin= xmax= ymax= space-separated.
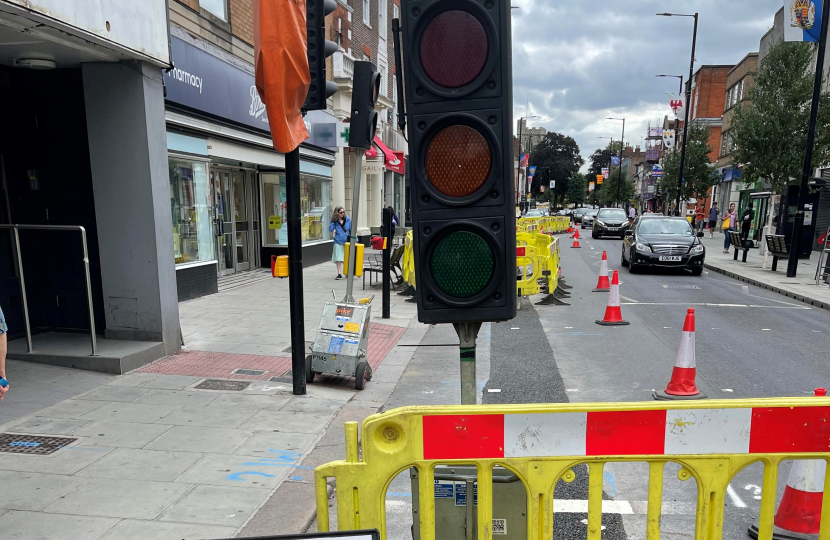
xmin=402 ymin=230 xmax=416 ymax=290
xmin=316 ymin=398 xmax=830 ymax=540
xmin=343 ymin=242 xmax=364 ymax=277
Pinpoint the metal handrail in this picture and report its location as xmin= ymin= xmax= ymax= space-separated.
xmin=1 ymin=224 xmax=98 ymax=356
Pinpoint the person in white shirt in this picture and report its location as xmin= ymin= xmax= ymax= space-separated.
xmin=628 ymin=206 xmax=636 ymax=220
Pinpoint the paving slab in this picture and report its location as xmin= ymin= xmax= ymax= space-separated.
xmin=158 ymin=484 xmax=271 ymax=527
xmin=174 ymin=452 xmax=293 ymax=488
xmin=238 ymin=409 xmax=333 ymax=434
xmin=33 ymin=399 xmax=108 ymax=419
xmin=160 ymin=404 xmax=257 ymax=428
xmin=78 ymin=402 xmax=179 ymax=424
xmin=75 ymin=421 xmax=173 ymax=448
xmin=144 ymin=425 xmax=251 ymax=454
xmin=75 ymin=448 xmax=202 ymax=482
xmin=76 ymin=386 xmax=154 ymax=402
xmin=0 ymin=445 xmax=112 ymax=475
xmin=99 ymin=519 xmax=237 ymax=540
xmin=8 ymin=416 xmax=91 ymax=436
xmin=45 ymin=477 xmax=192 ymax=520
xmin=0 ymin=471 xmax=88 ymax=511
xmin=233 ymin=431 xmax=318 ymax=457
xmin=132 ymin=389 xmax=219 ymax=407
xmin=0 ymin=510 xmax=120 ymax=540
xmin=280 ymin=396 xmax=345 ymax=415
xmin=205 ymin=392 xmax=292 ymax=411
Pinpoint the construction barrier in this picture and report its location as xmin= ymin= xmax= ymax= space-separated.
xmin=315 ymin=398 xmax=830 ymax=540
xmin=402 ymin=230 xmax=416 ymax=290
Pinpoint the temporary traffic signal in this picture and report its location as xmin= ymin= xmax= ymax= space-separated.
xmin=304 ymin=0 xmax=339 ymax=110
xmin=349 ymin=61 xmax=381 ymax=149
xmin=401 ymin=0 xmax=515 ymax=324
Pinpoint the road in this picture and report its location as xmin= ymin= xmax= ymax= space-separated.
xmin=375 ymin=233 xmax=827 ymax=540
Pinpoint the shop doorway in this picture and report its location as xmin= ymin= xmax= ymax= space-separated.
xmin=211 ymin=168 xmax=257 ymax=275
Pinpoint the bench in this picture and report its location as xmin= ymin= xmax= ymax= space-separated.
xmin=728 ymin=231 xmax=755 ymax=263
xmin=765 ymin=234 xmax=789 ymax=272
xmin=363 ymin=244 xmax=405 ymax=290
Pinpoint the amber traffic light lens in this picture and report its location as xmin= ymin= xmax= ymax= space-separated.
xmin=424 ymin=125 xmax=492 ymax=197
xmin=420 ymin=11 xmax=487 ymax=88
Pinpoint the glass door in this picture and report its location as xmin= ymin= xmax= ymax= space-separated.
xmin=213 ymin=170 xmax=234 ymax=276
xmin=233 ymin=171 xmax=250 ymax=271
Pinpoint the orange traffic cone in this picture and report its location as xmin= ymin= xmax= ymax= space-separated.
xmin=571 ymin=236 xmax=581 ymax=248
xmin=748 ymin=389 xmax=828 ymax=540
xmin=653 ymin=308 xmax=706 ymax=400
xmin=595 ymin=270 xmax=628 ymax=326
xmin=593 ymin=251 xmax=611 ymax=292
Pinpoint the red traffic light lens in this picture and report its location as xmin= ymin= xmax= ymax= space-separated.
xmin=425 ymin=125 xmax=492 ymax=197
xmin=420 ymin=11 xmax=487 ymax=89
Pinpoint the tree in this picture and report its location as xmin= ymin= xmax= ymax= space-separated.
xmin=529 ymin=132 xmax=584 ymax=200
xmin=596 ymin=167 xmax=635 ymax=207
xmin=565 ymin=172 xmax=587 ymax=206
xmin=588 ymin=141 xmax=623 ymax=177
xmin=731 ymin=40 xmax=830 ymax=194
xmin=659 ymin=122 xmax=716 ymax=207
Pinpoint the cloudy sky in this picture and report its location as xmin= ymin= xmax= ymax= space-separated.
xmin=511 ymin=0 xmax=783 ymax=170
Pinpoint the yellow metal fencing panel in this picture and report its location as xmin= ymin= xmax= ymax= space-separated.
xmin=402 ymin=231 xmax=416 ymax=290
xmin=315 ymin=398 xmax=830 ymax=540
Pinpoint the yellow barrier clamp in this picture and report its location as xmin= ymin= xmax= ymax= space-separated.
xmin=316 ymin=398 xmax=830 ymax=540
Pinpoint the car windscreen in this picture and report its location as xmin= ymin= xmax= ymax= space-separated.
xmin=597 ymin=209 xmax=626 ymax=220
xmin=638 ymin=219 xmax=694 ymax=236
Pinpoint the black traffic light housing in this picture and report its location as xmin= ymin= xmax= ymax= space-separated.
xmin=349 ymin=61 xmax=380 ymax=149
xmin=305 ymin=0 xmax=339 ymax=111
xmin=401 ymin=0 xmax=515 ymax=324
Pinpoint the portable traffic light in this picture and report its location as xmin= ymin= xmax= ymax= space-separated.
xmin=401 ymin=0 xmax=515 ymax=324
xmin=304 ymin=0 xmax=339 ymax=111
xmin=349 ymin=61 xmax=380 ymax=149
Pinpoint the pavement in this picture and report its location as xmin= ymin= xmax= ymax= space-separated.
xmin=699 ymin=231 xmax=830 ymax=310
xmin=0 ymin=260 xmax=423 ymax=539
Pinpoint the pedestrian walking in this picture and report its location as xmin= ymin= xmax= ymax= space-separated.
xmin=708 ymin=203 xmax=718 ymax=239
xmin=0 ymin=306 xmax=7 ymax=402
xmin=722 ymin=203 xmax=737 ymax=253
xmin=741 ymin=201 xmax=756 ymax=243
xmin=695 ymin=204 xmax=706 ymax=234
xmin=329 ymin=206 xmax=351 ymax=280
xmin=628 ymin=205 xmax=636 ymax=221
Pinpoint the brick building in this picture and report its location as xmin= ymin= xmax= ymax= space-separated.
xmin=689 ymin=65 xmax=732 ymax=162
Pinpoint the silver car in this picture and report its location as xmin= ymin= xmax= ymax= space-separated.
xmin=581 ymin=209 xmax=599 ymax=229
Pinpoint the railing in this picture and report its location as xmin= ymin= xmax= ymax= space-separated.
xmin=1 ymin=225 xmax=98 ymax=356
xmin=333 ymin=50 xmax=355 ymax=79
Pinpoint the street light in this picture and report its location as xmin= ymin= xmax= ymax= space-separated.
xmin=517 ymin=114 xmax=540 ymax=208
xmin=607 ymin=117 xmax=626 ymax=207
xmin=657 ymin=12 xmax=698 ymax=217
xmin=597 ymin=136 xmax=613 ymax=207
xmin=656 ymin=74 xmax=684 ymax=96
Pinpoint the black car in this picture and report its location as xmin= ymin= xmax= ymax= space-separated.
xmin=621 ymin=215 xmax=706 ymax=275
xmin=592 ymin=208 xmax=630 ymax=238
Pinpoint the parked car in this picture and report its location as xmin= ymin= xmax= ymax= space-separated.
xmin=592 ymin=208 xmax=630 ymax=238
xmin=572 ymin=208 xmax=587 ymax=223
xmin=621 ymin=215 xmax=705 ymax=275
xmin=581 ymin=209 xmax=598 ymax=229
xmin=525 ymin=209 xmax=544 ymax=218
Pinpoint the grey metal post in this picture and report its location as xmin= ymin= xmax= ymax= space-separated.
xmin=344 ymin=149 xmax=366 ymax=303
xmin=79 ymin=227 xmax=98 ymax=356
xmin=454 ymin=322 xmax=482 ymax=406
xmin=12 ymin=228 xmax=32 ymax=353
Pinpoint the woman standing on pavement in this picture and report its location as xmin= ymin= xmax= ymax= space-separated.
xmin=708 ymin=203 xmax=718 ymax=239
xmin=695 ymin=204 xmax=706 ymax=234
xmin=329 ymin=206 xmax=351 ymax=280
xmin=722 ymin=203 xmax=738 ymax=253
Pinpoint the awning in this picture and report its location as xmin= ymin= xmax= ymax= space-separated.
xmin=365 ymin=136 xmax=405 ymax=175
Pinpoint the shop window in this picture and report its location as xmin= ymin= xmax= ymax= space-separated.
xmin=169 ymin=159 xmax=214 ymax=265
xmin=261 ymin=173 xmax=333 ymax=247
xmin=363 ymin=0 xmax=371 ymax=26
xmin=201 ymin=0 xmax=227 ymax=21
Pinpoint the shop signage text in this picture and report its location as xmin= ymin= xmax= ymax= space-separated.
xmin=362 ymin=162 xmax=386 ymax=173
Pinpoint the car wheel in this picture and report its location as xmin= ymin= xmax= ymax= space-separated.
xmin=621 ymin=247 xmax=629 ymax=267
xmin=628 ymin=252 xmax=638 ymax=273
xmin=592 ymin=231 xmax=598 ymax=239
xmin=691 ymin=268 xmax=703 ymax=276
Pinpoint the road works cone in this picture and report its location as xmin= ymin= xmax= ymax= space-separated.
xmin=653 ymin=308 xmax=706 ymax=400
xmin=593 ymin=251 xmax=611 ymax=292
xmin=571 ymin=236 xmax=581 ymax=248
xmin=595 ymin=270 xmax=629 ymax=326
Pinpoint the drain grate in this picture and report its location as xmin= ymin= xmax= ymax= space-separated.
xmin=0 ymin=433 xmax=77 ymax=455
xmin=233 ymin=369 xmax=267 ymax=376
xmin=195 ymin=379 xmax=251 ymax=391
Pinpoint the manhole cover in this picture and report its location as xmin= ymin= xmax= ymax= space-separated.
xmin=233 ymin=369 xmax=267 ymax=376
xmin=195 ymin=379 xmax=251 ymax=391
xmin=661 ymin=285 xmax=702 ymax=290
xmin=0 ymin=433 xmax=77 ymax=455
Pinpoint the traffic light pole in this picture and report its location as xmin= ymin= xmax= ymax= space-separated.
xmin=344 ymin=149 xmax=366 ymax=304
xmin=286 ymin=147 xmax=306 ymax=396
xmin=453 ymin=322 xmax=482 ymax=406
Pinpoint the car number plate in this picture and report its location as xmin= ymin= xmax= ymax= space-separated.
xmin=608 ymin=227 xmax=618 ymax=231
xmin=659 ymin=256 xmax=681 ymax=262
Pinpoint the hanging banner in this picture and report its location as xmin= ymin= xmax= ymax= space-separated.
xmin=785 ymin=0 xmax=823 ymax=42
xmin=668 ymin=94 xmax=685 ymax=117
xmin=550 ymin=180 xmax=556 ymax=188
xmin=663 ymin=130 xmax=676 ymax=149
xmin=589 ymin=182 xmax=595 ymax=192
xmin=597 ymin=174 xmax=604 ymax=185
xmin=520 ymin=154 xmax=529 ymax=167
xmin=529 ymin=166 xmax=537 ymax=176
xmin=602 ymin=168 xmax=609 ymax=179
xmin=611 ymin=156 xmax=620 ymax=166
xmin=652 ymin=164 xmax=664 ymax=178
xmin=540 ymin=186 xmax=546 ymax=192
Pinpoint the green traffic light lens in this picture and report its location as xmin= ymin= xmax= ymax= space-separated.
xmin=430 ymin=231 xmax=494 ymax=298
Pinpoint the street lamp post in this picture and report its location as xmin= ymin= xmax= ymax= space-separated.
xmin=598 ymin=136 xmax=613 ymax=207
xmin=607 ymin=117 xmax=625 ymax=207
xmin=658 ymin=12 xmax=698 ymax=217
xmin=517 ymin=114 xmax=539 ymax=210
xmin=656 ymin=74 xmax=684 ymax=148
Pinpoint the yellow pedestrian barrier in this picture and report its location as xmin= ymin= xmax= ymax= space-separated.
xmin=402 ymin=231 xmax=416 ymax=290
xmin=315 ymin=398 xmax=830 ymax=540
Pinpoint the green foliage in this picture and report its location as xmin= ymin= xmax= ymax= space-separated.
xmin=596 ymin=167 xmax=635 ymax=207
xmin=529 ymin=132 xmax=585 ymax=200
xmin=659 ymin=122 xmax=716 ymax=205
xmin=564 ymin=172 xmax=587 ymax=206
xmin=730 ymin=40 xmax=830 ymax=193
xmin=588 ymin=141 xmax=622 ymax=177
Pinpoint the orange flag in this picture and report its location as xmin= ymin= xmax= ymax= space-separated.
xmin=254 ymin=0 xmax=310 ymax=153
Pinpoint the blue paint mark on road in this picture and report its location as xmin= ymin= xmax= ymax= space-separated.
xmin=10 ymin=441 xmax=40 ymax=447
xmin=227 ymin=471 xmax=277 ymax=481
xmin=603 ymin=471 xmax=618 ymax=497
xmin=291 ymin=476 xmax=304 ymax=481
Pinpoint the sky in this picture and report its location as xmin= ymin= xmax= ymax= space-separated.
xmin=510 ymin=0 xmax=784 ymax=171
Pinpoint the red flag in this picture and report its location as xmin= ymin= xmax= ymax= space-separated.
xmin=254 ymin=0 xmax=310 ymax=153
xmin=520 ymin=154 xmax=529 ymax=167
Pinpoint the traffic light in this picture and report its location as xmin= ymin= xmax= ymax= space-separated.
xmin=349 ymin=61 xmax=380 ymax=149
xmin=304 ymin=0 xmax=338 ymax=111
xmin=401 ymin=0 xmax=515 ymax=324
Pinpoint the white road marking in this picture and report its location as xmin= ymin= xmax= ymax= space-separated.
xmin=580 ymin=519 xmax=607 ymax=530
xmin=762 ymin=329 xmax=770 ymax=331
xmin=722 ymin=389 xmax=734 ymax=392
xmin=619 ymin=302 xmax=809 ymax=310
xmin=663 ymin=327 xmax=672 ymax=329
xmin=566 ymin=389 xmax=579 ymax=392
xmin=727 ymin=484 xmax=748 ymax=508
xmin=511 ymin=327 xmax=520 ymax=330
xmin=742 ymin=286 xmax=750 ymax=294
xmin=565 ymin=327 xmax=574 ymax=329
xmin=744 ymin=484 xmax=763 ymax=500
xmin=557 ymin=500 xmax=633 ymax=514
xmin=814 ymin=330 xmax=823 ymax=333
xmin=620 ymin=295 xmax=638 ymax=303
xmin=488 ymin=389 xmax=502 ymax=393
